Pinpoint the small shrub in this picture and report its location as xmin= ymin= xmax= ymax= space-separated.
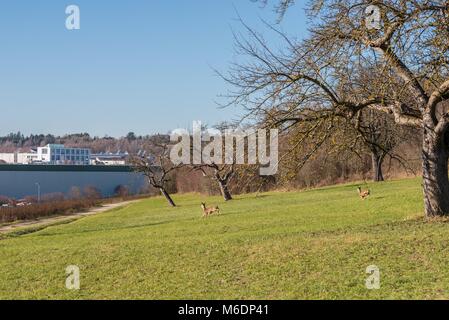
xmin=114 ymin=185 xmax=129 ymax=197
xmin=68 ymin=186 xmax=83 ymax=200
xmin=83 ymin=186 xmax=102 ymax=200
xmin=0 ymin=199 xmax=99 ymax=224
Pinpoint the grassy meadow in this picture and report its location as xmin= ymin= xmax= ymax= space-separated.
xmin=2 ymin=177 xmax=449 ymax=299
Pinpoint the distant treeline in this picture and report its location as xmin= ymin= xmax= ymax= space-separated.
xmin=0 ymin=132 xmax=169 ymax=154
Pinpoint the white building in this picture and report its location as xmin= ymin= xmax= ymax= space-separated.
xmin=90 ymin=152 xmax=128 ymax=166
xmin=0 ymin=144 xmax=91 ymax=165
xmin=0 ymin=152 xmax=38 ymax=164
xmin=38 ymin=144 xmax=91 ymax=165
xmin=0 ymin=153 xmax=16 ymax=164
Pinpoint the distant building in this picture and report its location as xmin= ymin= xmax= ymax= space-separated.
xmin=0 ymin=151 xmax=38 ymax=164
xmin=0 ymin=153 xmax=17 ymax=164
xmin=90 ymin=152 xmax=128 ymax=166
xmin=0 ymin=144 xmax=91 ymax=165
xmin=38 ymin=144 xmax=91 ymax=165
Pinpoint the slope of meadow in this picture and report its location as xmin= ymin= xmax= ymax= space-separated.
xmin=1 ymin=177 xmax=449 ymax=299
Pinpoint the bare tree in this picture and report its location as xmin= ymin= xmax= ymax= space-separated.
xmin=131 ymin=143 xmax=182 ymax=207
xmin=188 ymin=122 xmax=240 ymax=201
xmin=224 ymin=1 xmax=449 ymax=217
xmin=353 ymin=109 xmax=409 ymax=182
xmin=194 ymin=163 xmax=235 ymax=201
xmin=275 ymin=107 xmax=406 ymax=183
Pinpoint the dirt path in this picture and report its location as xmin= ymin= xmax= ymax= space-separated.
xmin=0 ymin=200 xmax=139 ymax=234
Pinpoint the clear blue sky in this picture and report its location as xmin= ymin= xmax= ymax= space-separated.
xmin=0 ymin=1 xmax=307 ymax=137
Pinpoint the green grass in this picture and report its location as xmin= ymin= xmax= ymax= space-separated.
xmin=2 ymin=177 xmax=449 ymax=299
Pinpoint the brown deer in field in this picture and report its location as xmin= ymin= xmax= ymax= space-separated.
xmin=201 ymin=202 xmax=220 ymax=217
xmin=357 ymin=186 xmax=370 ymax=200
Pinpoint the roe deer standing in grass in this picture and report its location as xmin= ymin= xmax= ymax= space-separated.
xmin=357 ymin=186 xmax=370 ymax=200
xmin=201 ymin=202 xmax=220 ymax=217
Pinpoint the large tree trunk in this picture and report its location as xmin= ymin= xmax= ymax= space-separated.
xmin=422 ymin=127 xmax=449 ymax=217
xmin=371 ymin=152 xmax=385 ymax=182
xmin=217 ymin=179 xmax=233 ymax=201
xmin=159 ymin=188 xmax=176 ymax=207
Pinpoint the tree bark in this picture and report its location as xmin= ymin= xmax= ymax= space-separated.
xmin=159 ymin=188 xmax=176 ymax=207
xmin=422 ymin=127 xmax=449 ymax=217
xmin=371 ymin=152 xmax=385 ymax=182
xmin=217 ymin=179 xmax=233 ymax=201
